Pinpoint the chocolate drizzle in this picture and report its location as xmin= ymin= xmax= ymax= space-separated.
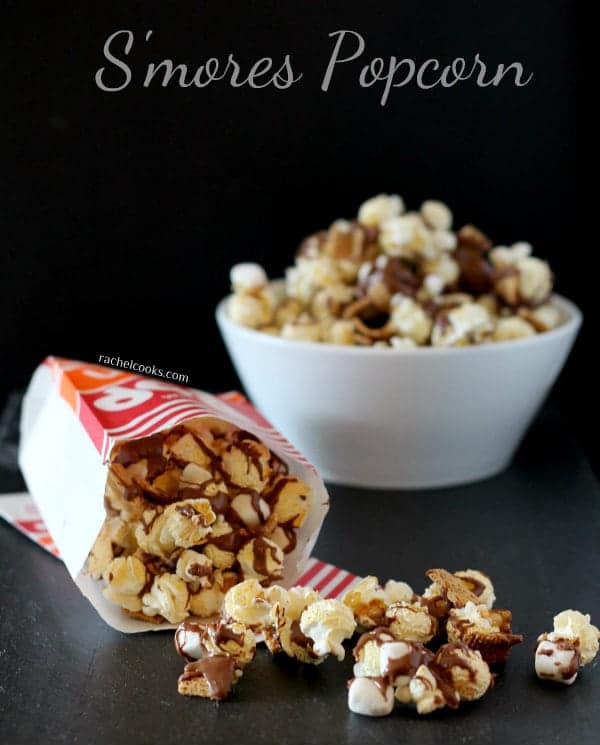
xmin=421 ymin=595 xmax=451 ymax=621
xmin=353 ymin=627 xmax=396 ymax=659
xmin=384 ymin=643 xmax=435 ymax=680
xmin=179 ymin=655 xmax=237 ymax=700
xmin=252 ymin=537 xmax=281 ymax=578
xmin=114 ymin=433 xmax=165 ymax=468
xmin=232 ymin=439 xmax=265 ymax=480
xmin=428 ymin=643 xmax=478 ymax=708
xmin=212 ymin=622 xmax=245 ymax=648
xmin=175 ymin=504 xmax=197 ymax=519
xmin=277 ymin=521 xmax=298 ymax=554
xmin=107 ymin=419 xmax=302 ymax=589
xmin=289 ymin=620 xmax=318 ymax=659
xmin=210 ymin=530 xmax=248 ymax=553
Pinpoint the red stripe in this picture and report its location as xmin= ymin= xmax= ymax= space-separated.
xmin=296 ymin=560 xmax=326 ymax=585
xmin=313 ymin=566 xmax=341 ymax=592
xmin=324 ymin=572 xmax=357 ymax=600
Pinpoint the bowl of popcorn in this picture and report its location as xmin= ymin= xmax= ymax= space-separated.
xmin=216 ymin=194 xmax=581 ymax=488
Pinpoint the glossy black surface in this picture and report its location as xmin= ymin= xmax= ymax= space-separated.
xmin=1 ymin=408 xmax=598 ymax=745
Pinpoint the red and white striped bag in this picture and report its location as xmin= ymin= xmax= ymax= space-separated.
xmin=14 ymin=357 xmax=360 ymax=631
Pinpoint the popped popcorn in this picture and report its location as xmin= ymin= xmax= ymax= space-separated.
xmin=227 ymin=193 xmax=562 ymax=347
xmin=299 ymin=599 xmax=356 ymax=660
xmin=343 ymin=575 xmax=416 ymax=630
xmin=89 ymin=419 xmax=313 ymax=624
xmin=385 ymin=601 xmax=438 ymax=644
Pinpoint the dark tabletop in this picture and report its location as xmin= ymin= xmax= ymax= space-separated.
xmin=1 ymin=406 xmax=599 ymax=745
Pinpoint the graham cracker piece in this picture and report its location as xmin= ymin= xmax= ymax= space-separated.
xmin=123 ymin=609 xmax=164 ymax=624
xmin=178 ymin=676 xmax=212 ymax=698
xmin=426 ymin=568 xmax=480 ymax=607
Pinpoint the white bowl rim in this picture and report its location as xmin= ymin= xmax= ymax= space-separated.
xmin=216 ymin=288 xmax=582 ymax=358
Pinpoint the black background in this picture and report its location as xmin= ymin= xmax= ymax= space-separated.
xmin=2 ymin=2 xmax=593 ymax=465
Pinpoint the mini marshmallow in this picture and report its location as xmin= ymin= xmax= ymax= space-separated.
xmin=174 ymin=622 xmax=205 ymax=661
xmin=230 ymin=262 xmax=268 ymax=291
xmin=348 ymin=677 xmax=395 ymax=717
xmin=535 ymin=637 xmax=580 ymax=685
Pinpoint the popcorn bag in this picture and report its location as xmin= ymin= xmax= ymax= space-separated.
xmin=19 ymin=357 xmax=330 ymax=633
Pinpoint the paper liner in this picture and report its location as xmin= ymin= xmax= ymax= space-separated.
xmin=17 ymin=357 xmax=338 ymax=632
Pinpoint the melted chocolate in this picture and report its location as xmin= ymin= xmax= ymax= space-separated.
xmin=175 ymin=504 xmax=197 ymax=518
xmin=188 ymin=562 xmax=213 ymax=578
xmin=278 ymin=522 xmax=298 ymax=554
xmin=234 ymin=439 xmax=265 ymax=480
xmin=114 ymin=434 xmax=165 ymax=467
xmin=207 ymin=490 xmax=230 ymax=515
xmin=123 ymin=484 xmax=143 ymax=502
xmin=264 ymin=476 xmax=304 ymax=507
xmin=179 ymin=656 xmax=237 ymax=700
xmin=213 ymin=622 xmax=245 ymax=648
xmin=536 ymin=638 xmax=581 ymax=680
xmin=456 ymin=246 xmax=494 ymax=295
xmin=252 ymin=537 xmax=280 ymax=577
xmin=457 ymin=574 xmax=486 ymax=598
xmin=231 ymin=430 xmax=260 ymax=444
xmin=427 ymin=643 xmax=478 ymax=708
xmin=269 ymin=453 xmax=289 ymax=479
xmin=382 ymin=257 xmax=421 ymax=296
xmin=421 ymin=595 xmax=452 ymax=621
xmin=353 ymin=628 xmax=396 ymax=659
xmin=385 ymin=643 xmax=435 ymax=680
xmin=210 ymin=531 xmax=248 ymax=554
xmin=289 ymin=620 xmax=318 ymax=658
xmin=146 ymin=455 xmax=168 ymax=480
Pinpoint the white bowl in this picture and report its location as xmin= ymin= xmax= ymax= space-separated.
xmin=216 ymin=291 xmax=581 ymax=489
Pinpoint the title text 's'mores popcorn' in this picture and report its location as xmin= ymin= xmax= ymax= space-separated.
xmin=88 ymin=419 xmax=312 ymax=624
xmin=227 ymin=193 xmax=561 ymax=347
